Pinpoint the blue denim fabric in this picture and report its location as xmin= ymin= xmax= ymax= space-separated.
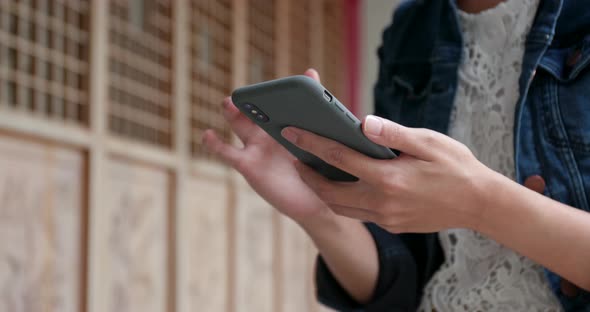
xmin=316 ymin=0 xmax=590 ymax=311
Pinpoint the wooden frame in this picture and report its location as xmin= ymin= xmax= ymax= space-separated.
xmin=0 ymin=1 xmax=351 ymax=311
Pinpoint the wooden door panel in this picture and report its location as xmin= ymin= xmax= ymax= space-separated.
xmin=104 ymin=160 xmax=169 ymax=312
xmin=0 ymin=136 xmax=83 ymax=312
xmin=180 ymin=177 xmax=228 ymax=312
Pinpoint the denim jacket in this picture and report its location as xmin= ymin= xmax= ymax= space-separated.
xmin=315 ymin=0 xmax=590 ymax=311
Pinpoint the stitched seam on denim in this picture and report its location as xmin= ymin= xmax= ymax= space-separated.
xmin=567 ymin=137 xmax=590 ymax=153
xmin=527 ymin=33 xmax=554 ymax=45
xmin=548 ymin=135 xmax=590 ymax=154
xmin=530 ymin=95 xmax=554 ymax=198
xmin=538 ymin=46 xmax=590 ymax=83
xmin=516 ymin=44 xmax=553 ymax=182
xmin=540 ymin=75 xmax=581 ymax=147
xmin=540 ymin=78 xmax=590 ymax=153
xmin=538 ymin=57 xmax=561 ymax=77
xmin=547 ymin=79 xmax=590 ymax=211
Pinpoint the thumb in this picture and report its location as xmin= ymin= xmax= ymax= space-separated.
xmin=304 ymin=68 xmax=321 ymax=83
xmin=362 ymin=115 xmax=436 ymax=160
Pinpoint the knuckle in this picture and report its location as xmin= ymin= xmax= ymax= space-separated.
xmin=384 ymin=124 xmax=404 ymax=143
xmin=377 ymin=174 xmax=400 ymax=192
xmin=325 ymin=146 xmax=346 ymax=165
xmin=292 ymin=133 xmax=311 ymax=151
xmin=293 ymin=133 xmax=305 ymax=147
xmin=232 ymin=158 xmax=248 ymax=174
xmin=456 ymin=142 xmax=474 ymax=159
xmin=420 ymin=130 xmax=439 ymax=147
xmin=439 ymin=139 xmax=474 ymax=164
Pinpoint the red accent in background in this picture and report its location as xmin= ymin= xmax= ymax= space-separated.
xmin=344 ymin=0 xmax=360 ymax=115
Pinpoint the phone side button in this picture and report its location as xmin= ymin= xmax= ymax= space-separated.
xmin=334 ymin=102 xmax=345 ymax=112
xmin=345 ymin=113 xmax=358 ymax=124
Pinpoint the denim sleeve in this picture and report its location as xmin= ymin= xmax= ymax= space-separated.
xmin=315 ymin=223 xmax=418 ymax=312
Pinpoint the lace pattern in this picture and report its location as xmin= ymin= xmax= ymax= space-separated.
xmin=418 ymin=0 xmax=562 ymax=310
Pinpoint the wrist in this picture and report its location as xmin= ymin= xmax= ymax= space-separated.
xmin=464 ymin=165 xmax=505 ymax=233
xmin=296 ymin=208 xmax=360 ymax=242
xmin=470 ymin=168 xmax=518 ymax=237
xmin=295 ymin=206 xmax=338 ymax=232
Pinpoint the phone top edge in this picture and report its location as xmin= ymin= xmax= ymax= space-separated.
xmin=230 ymin=76 xmax=396 ymax=163
xmin=231 ymin=75 xmax=321 ymax=100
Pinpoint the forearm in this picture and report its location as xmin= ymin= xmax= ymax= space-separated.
xmin=298 ymin=210 xmax=379 ymax=303
xmin=477 ymin=172 xmax=590 ymax=291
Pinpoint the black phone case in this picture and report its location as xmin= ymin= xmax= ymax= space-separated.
xmin=231 ymin=75 xmax=396 ymax=181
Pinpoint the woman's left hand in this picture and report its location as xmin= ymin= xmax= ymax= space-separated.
xmin=281 ymin=115 xmax=496 ymax=233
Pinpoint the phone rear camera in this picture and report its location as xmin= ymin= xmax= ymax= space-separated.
xmin=256 ymin=114 xmax=269 ymax=122
xmin=243 ymin=103 xmax=254 ymax=110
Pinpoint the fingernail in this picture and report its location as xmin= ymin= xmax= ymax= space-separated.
xmin=364 ymin=116 xmax=383 ymax=136
xmin=282 ymin=128 xmax=300 ymax=143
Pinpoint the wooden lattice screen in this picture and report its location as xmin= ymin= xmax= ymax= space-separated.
xmin=248 ymin=0 xmax=276 ymax=84
xmin=189 ymin=0 xmax=233 ymax=159
xmin=107 ymin=0 xmax=173 ymax=147
xmin=289 ymin=0 xmax=312 ymax=75
xmin=0 ymin=1 xmax=360 ymax=312
xmin=0 ymin=0 xmax=90 ymax=124
xmin=322 ymin=0 xmax=347 ymax=106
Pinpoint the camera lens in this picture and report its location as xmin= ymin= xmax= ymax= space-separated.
xmin=256 ymin=114 xmax=269 ymax=122
xmin=243 ymin=103 xmax=253 ymax=110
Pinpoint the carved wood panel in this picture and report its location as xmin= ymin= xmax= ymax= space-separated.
xmin=281 ymin=218 xmax=311 ymax=312
xmin=104 ymin=160 xmax=169 ymax=312
xmin=180 ymin=177 xmax=228 ymax=312
xmin=0 ymin=136 xmax=83 ymax=312
xmin=235 ymin=186 xmax=274 ymax=312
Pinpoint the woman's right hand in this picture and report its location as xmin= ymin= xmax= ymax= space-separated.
xmin=202 ymin=69 xmax=332 ymax=223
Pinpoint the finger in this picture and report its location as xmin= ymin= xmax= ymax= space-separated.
xmin=222 ymin=97 xmax=258 ymax=143
xmin=362 ymin=115 xmax=444 ymax=161
xmin=328 ymin=204 xmax=380 ymax=223
xmin=294 ymin=161 xmax=375 ymax=209
xmin=282 ymin=127 xmax=390 ymax=185
xmin=304 ymin=68 xmax=321 ymax=83
xmin=202 ymin=129 xmax=244 ymax=170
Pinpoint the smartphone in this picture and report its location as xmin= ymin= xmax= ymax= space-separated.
xmin=231 ymin=75 xmax=396 ymax=181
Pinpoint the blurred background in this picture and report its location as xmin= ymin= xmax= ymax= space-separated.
xmin=0 ymin=0 xmax=400 ymax=311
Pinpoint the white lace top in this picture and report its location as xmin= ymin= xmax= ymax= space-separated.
xmin=418 ymin=0 xmax=562 ymax=311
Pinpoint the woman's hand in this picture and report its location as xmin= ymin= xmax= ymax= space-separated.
xmin=204 ymin=71 xmax=384 ymax=302
xmin=282 ymin=115 xmax=496 ymax=233
xmin=202 ymin=69 xmax=333 ymax=224
xmin=280 ymin=114 xmax=590 ymax=293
